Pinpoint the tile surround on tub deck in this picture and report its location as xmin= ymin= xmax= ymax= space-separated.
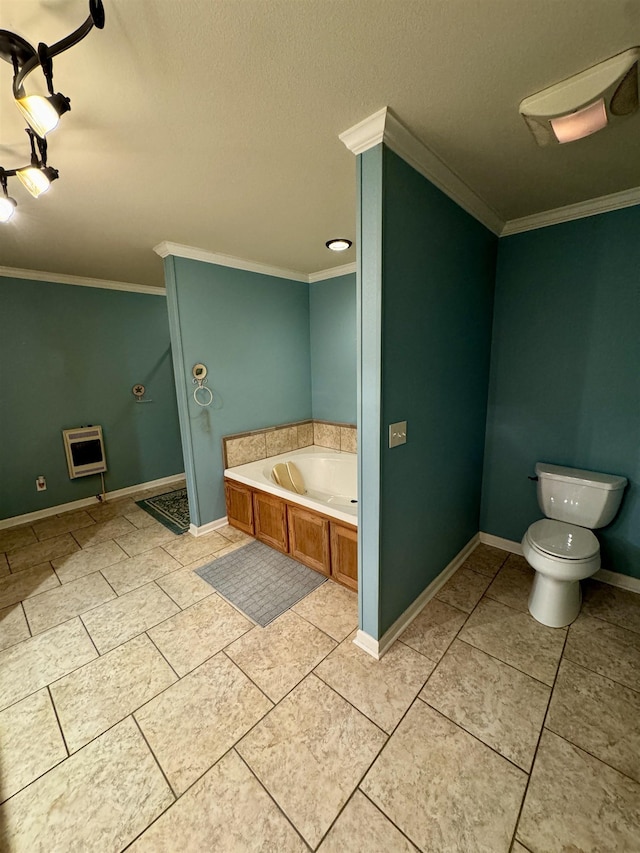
xmin=222 ymin=420 xmax=357 ymax=468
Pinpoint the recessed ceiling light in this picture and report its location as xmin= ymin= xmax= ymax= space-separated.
xmin=326 ymin=238 xmax=352 ymax=251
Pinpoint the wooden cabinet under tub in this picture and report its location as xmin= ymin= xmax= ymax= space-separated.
xmin=224 ymin=480 xmax=254 ymax=535
xmin=288 ymin=506 xmax=331 ymax=577
xmin=253 ymin=490 xmax=288 ymax=554
xmin=330 ymin=522 xmax=358 ymax=591
xmin=224 ymin=478 xmax=357 ymax=590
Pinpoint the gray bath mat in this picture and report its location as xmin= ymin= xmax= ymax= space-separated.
xmin=195 ymin=540 xmax=326 ymax=626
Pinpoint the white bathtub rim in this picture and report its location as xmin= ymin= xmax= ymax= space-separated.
xmin=225 ymin=446 xmax=357 ymax=526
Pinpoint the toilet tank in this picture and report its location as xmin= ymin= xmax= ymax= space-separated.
xmin=536 ymin=463 xmax=627 ymax=529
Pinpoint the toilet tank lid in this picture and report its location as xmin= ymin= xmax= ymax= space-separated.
xmin=535 ymin=462 xmax=627 ymax=491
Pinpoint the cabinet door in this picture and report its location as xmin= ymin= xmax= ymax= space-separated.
xmin=330 ymin=522 xmax=358 ymax=591
xmin=253 ymin=491 xmax=288 ymax=553
xmin=224 ymin=479 xmax=254 ymax=535
xmin=288 ymin=505 xmax=330 ymax=576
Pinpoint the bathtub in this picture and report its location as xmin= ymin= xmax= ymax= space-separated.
xmin=224 ymin=446 xmax=357 ymax=526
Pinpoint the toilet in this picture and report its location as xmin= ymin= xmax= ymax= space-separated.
xmin=522 ymin=462 xmax=627 ymax=628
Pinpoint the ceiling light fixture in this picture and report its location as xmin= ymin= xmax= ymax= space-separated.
xmin=326 ymin=239 xmax=353 ymax=251
xmin=17 ymin=165 xmax=59 ymax=198
xmin=520 ymin=47 xmax=640 ymax=146
xmin=15 ymin=93 xmax=71 ymax=139
xmin=0 ymin=0 xmax=105 ymax=221
xmin=0 ymin=170 xmax=17 ymax=222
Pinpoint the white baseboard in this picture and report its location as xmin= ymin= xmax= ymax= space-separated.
xmin=189 ymin=516 xmax=228 ymax=537
xmin=353 ymin=533 xmax=480 ymax=660
xmin=479 ymin=532 xmax=524 ymax=555
xmin=480 ymin=532 xmax=640 ymax=594
xmin=0 ymin=474 xmax=186 ymax=530
xmin=595 ymin=568 xmax=640 ymax=594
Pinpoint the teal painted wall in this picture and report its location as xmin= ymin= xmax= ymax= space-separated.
xmin=165 ymin=257 xmax=312 ymax=526
xmin=309 ymin=273 xmax=356 ymax=423
xmin=356 ymin=145 xmax=497 ymax=638
xmin=481 ymin=207 xmax=640 ymax=578
xmin=0 ymin=276 xmax=183 ymax=520
xmin=377 ymin=147 xmax=497 ymax=635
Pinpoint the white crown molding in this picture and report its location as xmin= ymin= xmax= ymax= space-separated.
xmin=308 ymin=262 xmax=357 ymax=283
xmin=0 ymin=265 xmax=165 ymax=295
xmin=155 ymin=242 xmax=356 ymax=284
xmin=339 ymin=107 xmax=504 ymax=236
xmin=154 ymin=241 xmax=308 ymax=283
xmin=383 ymin=110 xmax=504 ymax=236
xmin=338 ymin=106 xmax=388 ymax=155
xmin=339 ymin=107 xmax=640 ymax=239
xmin=501 ymin=185 xmax=640 ymax=236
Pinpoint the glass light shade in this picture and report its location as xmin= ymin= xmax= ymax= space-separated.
xmin=0 ymin=196 xmax=17 ymax=222
xmin=550 ymin=99 xmax=608 ymax=144
xmin=17 ymin=167 xmax=52 ymax=198
xmin=326 ymin=239 xmax=352 ymax=251
xmin=15 ymin=95 xmax=60 ymax=138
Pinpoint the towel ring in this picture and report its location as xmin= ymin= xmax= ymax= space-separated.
xmin=193 ymin=384 xmax=213 ymax=407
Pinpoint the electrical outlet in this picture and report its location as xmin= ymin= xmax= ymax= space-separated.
xmin=388 ymin=421 xmax=407 ymax=448
xmin=36 ymin=475 xmax=47 ymax=492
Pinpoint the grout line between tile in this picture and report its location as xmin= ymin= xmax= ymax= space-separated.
xmin=233 ymin=748 xmax=314 ymax=851
xmin=131 ymin=713 xmax=178 ymax=800
xmin=0 ymin=610 xmax=182 ymax=721
xmin=290 ymin=597 xmax=359 ymax=645
xmin=416 ymin=694 xmax=530 ymax=775
xmin=46 ymin=684 xmax=70 ymax=756
xmin=300 ymin=694 xmax=394 ymax=850
xmin=19 ymin=598 xmax=33 ymax=637
xmin=0 ymin=694 xmax=71 ymax=809
xmin=508 ymin=628 xmax=570 ymax=851
xmin=45 ymin=650 xmax=189 ymax=759
xmin=220 ymin=649 xmax=277 ymax=707
xmin=144 ymin=631 xmax=181 ymax=680
xmin=311 ymin=648 xmax=431 ymax=739
xmin=405 ymin=578 xmax=486 ymax=671
xmin=454 ymin=636 xmax=556 ymax=689
xmin=221 ymin=616 xmax=341 ymax=707
xmin=98 ymin=569 xmax=118 ymax=598
xmin=551 ymin=653 xmax=640 ymax=697
xmin=358 ymin=787 xmax=422 ymax=851
xmin=542 ymin=721 xmax=640 ymax=787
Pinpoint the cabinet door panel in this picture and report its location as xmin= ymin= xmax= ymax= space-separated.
xmin=253 ymin=491 xmax=288 ymax=553
xmin=224 ymin=480 xmax=254 ymax=535
xmin=330 ymin=523 xmax=358 ymax=591
xmin=288 ymin=506 xmax=330 ymax=576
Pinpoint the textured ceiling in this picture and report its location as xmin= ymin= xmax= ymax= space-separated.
xmin=1 ymin=0 xmax=639 ymax=287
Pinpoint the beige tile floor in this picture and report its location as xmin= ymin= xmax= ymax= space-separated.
xmin=0 ymin=497 xmax=639 ymax=852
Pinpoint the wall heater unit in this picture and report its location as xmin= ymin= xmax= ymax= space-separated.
xmin=62 ymin=426 xmax=107 ymax=479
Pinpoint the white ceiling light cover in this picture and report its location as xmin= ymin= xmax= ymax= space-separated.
xmin=520 ymin=47 xmax=640 ymax=145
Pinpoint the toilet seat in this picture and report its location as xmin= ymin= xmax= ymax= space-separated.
xmin=526 ymin=519 xmax=599 ymax=561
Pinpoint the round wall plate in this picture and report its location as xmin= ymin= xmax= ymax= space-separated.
xmin=192 ymin=363 xmax=207 ymax=381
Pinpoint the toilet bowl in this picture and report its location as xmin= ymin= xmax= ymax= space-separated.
xmin=522 ymin=519 xmax=600 ymax=628
xmin=522 ymin=463 xmax=627 ymax=629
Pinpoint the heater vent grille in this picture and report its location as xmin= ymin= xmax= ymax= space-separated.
xmin=62 ymin=426 xmax=107 ymax=479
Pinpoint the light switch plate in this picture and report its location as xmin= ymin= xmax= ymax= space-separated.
xmin=388 ymin=421 xmax=407 ymax=448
